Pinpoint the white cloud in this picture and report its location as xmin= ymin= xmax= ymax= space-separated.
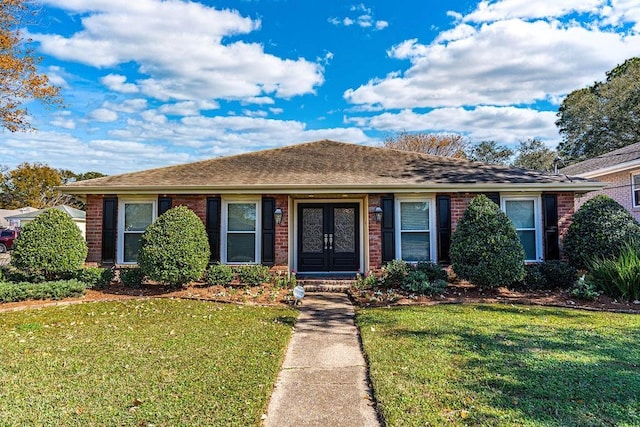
xmin=345 ymin=16 xmax=640 ymax=109
xmin=101 ymin=74 xmax=139 ymax=93
xmin=103 ymin=99 xmax=148 ymax=113
xmin=328 ymin=3 xmax=388 ymax=30
xmin=463 ymin=0 xmax=605 ymax=23
xmin=89 ymin=108 xmax=118 ymax=122
xmin=49 ymin=111 xmax=76 ymax=129
xmin=36 ymin=0 xmax=323 ymax=102
xmin=347 ymin=106 xmax=559 ymax=145
xmin=375 ymin=20 xmax=389 ymax=30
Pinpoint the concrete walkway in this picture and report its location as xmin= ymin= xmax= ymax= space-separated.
xmin=264 ymin=292 xmax=380 ymax=427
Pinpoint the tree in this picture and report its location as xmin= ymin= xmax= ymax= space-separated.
xmin=466 ymin=140 xmax=513 ymax=165
xmin=512 ymin=138 xmax=557 ymax=171
xmin=0 ymin=162 xmax=62 ymax=208
xmin=450 ymin=195 xmax=525 ymax=288
xmin=11 ymin=208 xmax=88 ymax=280
xmin=1 ymin=0 xmax=63 ymax=132
xmin=556 ymin=57 xmax=640 ymax=162
xmin=383 ymin=132 xmax=467 ymax=158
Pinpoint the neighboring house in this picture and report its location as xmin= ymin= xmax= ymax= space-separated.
xmin=5 ymin=205 xmax=87 ymax=238
xmin=0 ymin=207 xmax=38 ymax=229
xmin=560 ymin=142 xmax=640 ymax=222
xmin=62 ymin=140 xmax=602 ymax=272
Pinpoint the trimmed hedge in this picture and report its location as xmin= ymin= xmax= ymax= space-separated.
xmin=11 ymin=209 xmax=88 ymax=280
xmin=564 ymin=195 xmax=640 ymax=270
xmin=138 ymin=206 xmax=210 ymax=286
xmin=450 ymin=195 xmax=525 ymax=288
xmin=0 ymin=280 xmax=86 ymax=303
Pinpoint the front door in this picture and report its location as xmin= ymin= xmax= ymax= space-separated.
xmin=297 ymin=203 xmax=359 ymax=272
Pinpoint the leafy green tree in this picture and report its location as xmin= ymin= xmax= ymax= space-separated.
xmin=138 ymin=206 xmax=210 ymax=286
xmin=512 ymin=138 xmax=557 ymax=171
xmin=450 ymin=195 xmax=525 ymax=288
xmin=557 ymin=57 xmax=640 ymax=162
xmin=466 ymin=140 xmax=513 ymax=165
xmin=383 ymin=132 xmax=467 ymax=158
xmin=11 ymin=208 xmax=88 ymax=280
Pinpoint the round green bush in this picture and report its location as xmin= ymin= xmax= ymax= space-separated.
xmin=11 ymin=209 xmax=88 ymax=280
xmin=563 ymin=195 xmax=640 ymax=270
xmin=450 ymin=195 xmax=526 ymax=288
xmin=138 ymin=206 xmax=210 ymax=286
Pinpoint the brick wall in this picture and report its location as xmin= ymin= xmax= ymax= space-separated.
xmin=85 ymin=194 xmax=105 ymax=264
xmin=574 ymin=169 xmax=640 ymax=222
xmin=368 ymin=195 xmax=383 ymax=271
xmin=165 ymin=195 xmax=207 ymax=223
xmin=272 ymin=194 xmax=289 ymax=267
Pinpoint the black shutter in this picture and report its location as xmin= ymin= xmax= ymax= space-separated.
xmin=261 ymin=197 xmax=276 ymax=266
xmin=101 ymin=197 xmax=117 ymax=264
xmin=158 ymin=197 xmax=172 ymax=216
xmin=543 ymin=194 xmax=560 ymax=260
xmin=436 ymin=195 xmax=451 ymax=264
xmin=381 ymin=195 xmax=395 ymax=263
xmin=206 ymin=197 xmax=221 ymax=262
xmin=484 ymin=192 xmax=500 ymax=205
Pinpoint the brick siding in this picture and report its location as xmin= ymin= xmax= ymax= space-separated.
xmin=85 ymin=195 xmax=105 ymax=264
xmin=575 ymin=169 xmax=640 ymax=222
xmin=368 ymin=195 xmax=383 ymax=271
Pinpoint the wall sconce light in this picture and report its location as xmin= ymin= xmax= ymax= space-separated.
xmin=274 ymin=207 xmax=283 ymax=225
xmin=373 ymin=206 xmax=383 ymax=222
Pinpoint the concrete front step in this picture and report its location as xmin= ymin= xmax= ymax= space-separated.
xmin=297 ymin=279 xmax=355 ymax=293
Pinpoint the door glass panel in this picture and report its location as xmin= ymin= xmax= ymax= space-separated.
xmin=228 ymin=203 xmax=256 ymax=231
xmin=227 ymin=233 xmax=256 ymax=262
xmin=505 ymin=200 xmax=534 ymax=228
xmin=401 ymin=232 xmax=429 ymax=262
xmin=302 ymin=208 xmax=324 ymax=253
xmin=124 ymin=203 xmax=153 ymax=231
xmin=400 ymin=202 xmax=429 ymax=230
xmin=334 ymin=207 xmax=355 ymax=253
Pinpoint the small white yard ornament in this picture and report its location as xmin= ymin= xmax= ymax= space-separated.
xmin=293 ymin=285 xmax=305 ymax=305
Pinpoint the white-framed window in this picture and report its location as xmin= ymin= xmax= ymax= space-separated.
xmin=222 ymin=199 xmax=261 ymax=264
xmin=632 ymin=174 xmax=640 ymax=207
xmin=395 ymin=198 xmax=437 ymax=262
xmin=501 ymin=196 xmax=542 ymax=262
xmin=118 ymin=199 xmax=156 ymax=264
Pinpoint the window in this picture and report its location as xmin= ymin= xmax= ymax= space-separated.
xmin=118 ymin=200 xmax=156 ymax=263
xmin=222 ymin=200 xmax=260 ymax=263
xmin=633 ymin=174 xmax=640 ymax=207
xmin=502 ymin=197 xmax=541 ymax=262
xmin=395 ymin=198 xmax=436 ymax=262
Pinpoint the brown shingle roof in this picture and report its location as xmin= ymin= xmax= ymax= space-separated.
xmin=560 ymin=142 xmax=640 ymax=176
xmin=63 ymin=140 xmax=600 ymax=194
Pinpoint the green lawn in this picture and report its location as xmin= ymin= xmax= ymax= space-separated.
xmin=0 ymin=299 xmax=296 ymax=426
xmin=357 ymin=304 xmax=640 ymax=426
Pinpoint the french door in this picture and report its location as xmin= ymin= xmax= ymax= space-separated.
xmin=297 ymin=203 xmax=359 ymax=272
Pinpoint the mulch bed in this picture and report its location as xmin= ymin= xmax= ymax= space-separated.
xmin=2 ymin=280 xmax=640 ymax=314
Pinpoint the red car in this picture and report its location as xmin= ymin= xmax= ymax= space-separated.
xmin=0 ymin=229 xmax=19 ymax=253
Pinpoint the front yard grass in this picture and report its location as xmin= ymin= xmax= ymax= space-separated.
xmin=0 ymin=299 xmax=296 ymax=426
xmin=357 ymin=304 xmax=640 ymax=426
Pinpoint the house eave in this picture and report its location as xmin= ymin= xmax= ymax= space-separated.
xmin=576 ymin=159 xmax=640 ymax=179
xmin=59 ymin=181 xmax=605 ymax=195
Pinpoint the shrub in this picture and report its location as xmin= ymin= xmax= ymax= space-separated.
xmin=11 ymin=209 xmax=88 ymax=280
xmin=450 ymin=195 xmax=525 ymax=288
xmin=138 ymin=206 xmax=210 ymax=286
xmin=0 ymin=268 xmax=46 ymax=284
xmin=207 ymin=263 xmax=234 ymax=286
xmin=119 ymin=267 xmax=145 ymax=288
xmin=355 ymin=272 xmax=379 ymax=290
xmin=382 ymin=259 xmax=409 ymax=288
xmin=516 ymin=261 xmax=578 ymax=290
xmin=569 ymin=275 xmax=601 ymax=301
xmin=74 ymin=267 xmax=115 ymax=289
xmin=235 ymin=265 xmax=271 ymax=286
xmin=273 ymin=270 xmax=297 ymax=288
xmin=414 ymin=261 xmax=448 ymax=282
xmin=563 ymin=195 xmax=640 ymax=270
xmin=0 ymin=280 xmax=86 ymax=303
xmin=588 ymin=243 xmax=640 ymax=301
xmin=401 ymin=271 xmax=448 ymax=295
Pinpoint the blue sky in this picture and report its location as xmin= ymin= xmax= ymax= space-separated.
xmin=5 ymin=0 xmax=640 ymax=174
